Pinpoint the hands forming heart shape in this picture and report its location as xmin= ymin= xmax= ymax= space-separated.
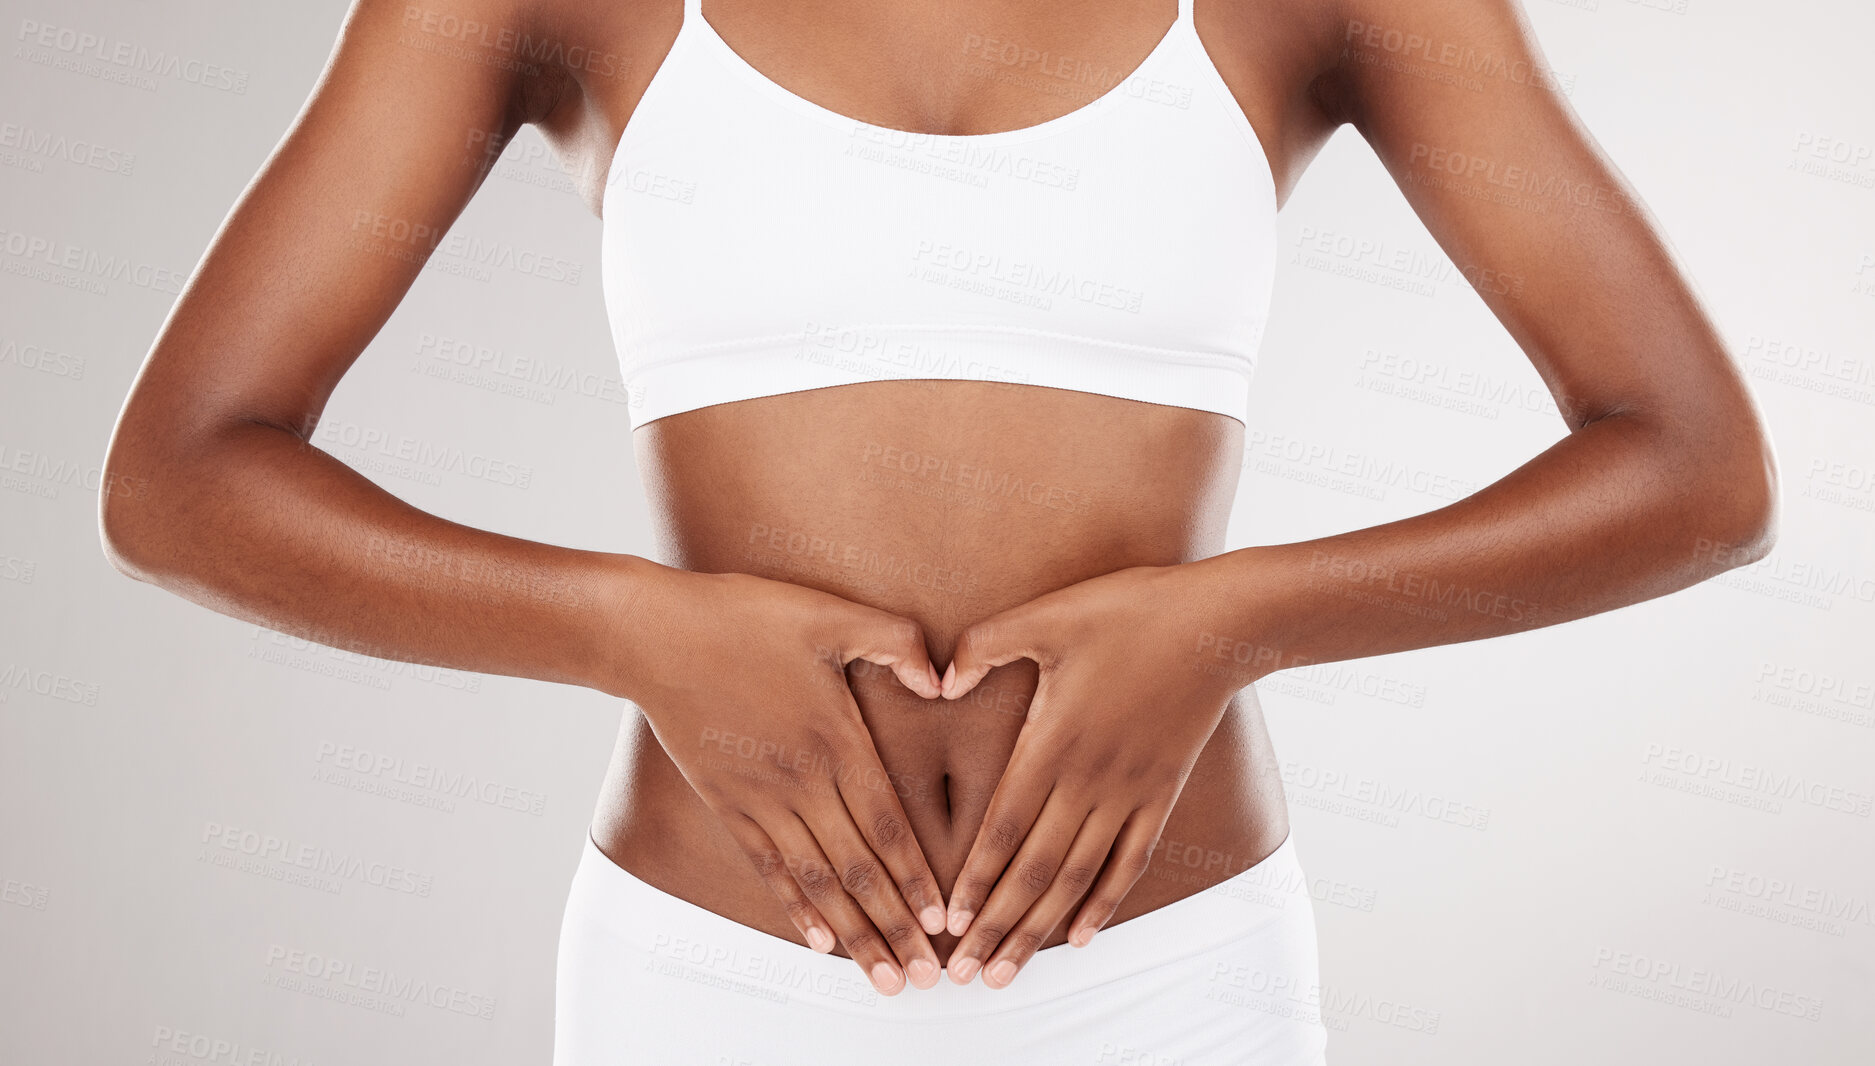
xmin=611 ymin=554 xmax=1257 ymax=996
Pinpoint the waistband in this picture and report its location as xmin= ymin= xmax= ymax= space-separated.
xmin=568 ymin=826 xmax=1312 ymax=1019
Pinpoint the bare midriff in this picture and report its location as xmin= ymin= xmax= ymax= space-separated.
xmin=590 ymin=379 xmax=1289 ymax=965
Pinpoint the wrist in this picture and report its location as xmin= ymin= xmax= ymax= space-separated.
xmin=587 ymin=553 xmax=687 ymax=702
xmin=1181 ymin=547 xmax=1305 ymax=687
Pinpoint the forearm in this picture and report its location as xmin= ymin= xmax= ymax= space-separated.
xmin=101 ymin=418 xmax=654 ymax=697
xmin=1204 ymin=409 xmax=1778 ymax=678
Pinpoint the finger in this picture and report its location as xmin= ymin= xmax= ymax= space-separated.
xmin=841 ymin=611 xmax=942 ymax=699
xmin=946 ymin=746 xmax=1056 ymax=938
xmin=941 ymin=610 xmax=1040 ymax=700
xmin=830 ymin=721 xmax=949 ymax=938
xmin=768 ymin=815 xmax=908 ymax=996
xmin=1067 ymin=804 xmax=1171 ymax=948
xmin=981 ymin=810 xmax=1124 ymax=988
xmin=803 ymin=793 xmax=943 ymax=990
xmin=948 ymin=790 xmax=1084 ymax=986
xmin=722 ymin=814 xmax=837 ymax=954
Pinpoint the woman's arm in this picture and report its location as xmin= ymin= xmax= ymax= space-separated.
xmin=933 ymin=0 xmax=1777 ymax=988
xmin=99 ymin=0 xmax=950 ymax=994
xmin=98 ymin=0 xmax=619 ymax=687
xmin=1203 ymin=0 xmax=1779 ymax=666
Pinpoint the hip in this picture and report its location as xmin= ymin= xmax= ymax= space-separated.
xmin=555 ymin=806 xmax=1327 ymax=1064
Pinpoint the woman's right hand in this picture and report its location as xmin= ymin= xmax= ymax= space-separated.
xmin=602 ymin=561 xmax=949 ymax=995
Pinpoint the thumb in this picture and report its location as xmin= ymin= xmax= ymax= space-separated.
xmin=941 ymin=612 xmax=1038 ymax=700
xmin=839 ymin=611 xmax=943 ymax=699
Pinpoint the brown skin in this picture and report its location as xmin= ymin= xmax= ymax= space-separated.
xmin=99 ymin=0 xmax=1777 ymax=999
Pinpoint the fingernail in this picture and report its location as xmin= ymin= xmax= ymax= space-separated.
xmin=940 ymin=662 xmax=956 ymax=698
xmin=870 ymin=961 xmax=902 ymax=994
xmin=986 ymin=960 xmax=1017 ymax=987
xmin=948 ymin=955 xmax=980 ymax=984
xmin=806 ymin=927 xmax=834 ymax=953
xmin=947 ymin=908 xmax=973 ymax=937
xmin=906 ymin=958 xmax=937 ymax=988
xmin=926 ymin=665 xmax=942 ymax=696
xmin=1070 ymin=925 xmax=1095 ymax=948
xmin=920 ymin=905 xmax=946 ymax=935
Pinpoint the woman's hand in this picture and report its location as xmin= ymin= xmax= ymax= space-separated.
xmin=605 ymin=562 xmax=951 ymax=995
xmin=934 ymin=559 xmax=1250 ymax=988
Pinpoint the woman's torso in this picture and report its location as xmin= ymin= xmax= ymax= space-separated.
xmin=599 ymin=383 xmax=1285 ymax=962
xmin=528 ymin=0 xmax=1347 ymax=963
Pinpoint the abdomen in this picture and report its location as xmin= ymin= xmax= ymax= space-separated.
xmin=594 ymin=379 xmax=1288 ymax=956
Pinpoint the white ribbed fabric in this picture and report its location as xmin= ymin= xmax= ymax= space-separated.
xmin=600 ymin=0 xmax=1279 ymax=429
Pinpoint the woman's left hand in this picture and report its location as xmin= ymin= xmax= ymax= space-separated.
xmin=934 ymin=558 xmax=1254 ymax=988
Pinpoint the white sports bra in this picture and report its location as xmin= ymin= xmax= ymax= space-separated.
xmin=599 ymin=0 xmax=1278 ymax=430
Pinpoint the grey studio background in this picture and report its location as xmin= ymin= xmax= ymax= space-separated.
xmin=3 ymin=0 xmax=1871 ymax=1062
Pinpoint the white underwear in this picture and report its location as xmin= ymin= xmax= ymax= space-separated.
xmin=553 ymin=828 xmax=1330 ymax=1065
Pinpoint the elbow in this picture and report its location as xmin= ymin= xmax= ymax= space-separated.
xmin=97 ymin=440 xmax=169 ymax=583
xmin=1689 ymin=418 xmax=1780 ymax=573
xmin=97 ymin=465 xmax=151 ymax=581
xmin=101 ymin=410 xmax=286 ymax=583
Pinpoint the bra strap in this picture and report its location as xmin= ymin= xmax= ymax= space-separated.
xmin=686 ymin=0 xmax=702 ymax=20
xmin=1178 ymin=0 xmax=1194 ymax=28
